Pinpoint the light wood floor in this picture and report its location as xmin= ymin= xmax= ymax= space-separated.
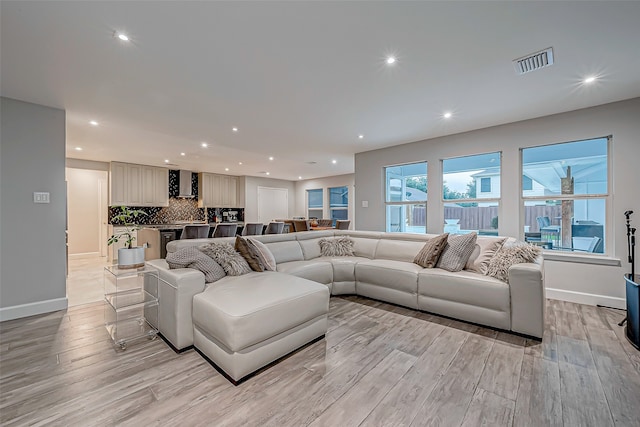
xmin=1 ymin=296 xmax=639 ymax=427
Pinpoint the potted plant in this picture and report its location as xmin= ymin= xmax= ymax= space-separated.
xmin=108 ymin=206 xmax=147 ymax=269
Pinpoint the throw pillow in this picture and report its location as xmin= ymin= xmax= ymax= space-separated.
xmin=436 ymin=232 xmax=478 ymax=272
xmin=199 ymin=243 xmax=252 ymax=276
xmin=486 ymin=243 xmax=542 ymax=283
xmin=235 ymin=237 xmax=264 ymax=272
xmin=166 ymin=246 xmax=226 ymax=283
xmin=319 ymin=236 xmax=355 ymax=257
xmin=246 ymin=238 xmax=277 ymax=271
xmin=465 ymin=236 xmax=507 ymax=274
xmin=414 ymin=233 xmax=449 ymax=268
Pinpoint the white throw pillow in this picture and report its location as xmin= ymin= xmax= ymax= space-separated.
xmin=246 ymin=238 xmax=277 ymax=271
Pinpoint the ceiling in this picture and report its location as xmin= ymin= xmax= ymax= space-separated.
xmin=2 ymin=1 xmax=639 ymax=181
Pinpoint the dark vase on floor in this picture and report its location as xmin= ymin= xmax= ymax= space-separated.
xmin=625 ymin=274 xmax=640 ymax=350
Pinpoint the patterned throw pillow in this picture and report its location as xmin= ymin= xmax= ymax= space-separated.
xmin=319 ymin=236 xmax=355 ymax=257
xmin=436 ymin=232 xmax=478 ymax=272
xmin=235 ymin=237 xmax=264 ymax=272
xmin=414 ymin=233 xmax=449 ymax=268
xmin=166 ymin=246 xmax=226 ymax=283
xmin=246 ymin=238 xmax=277 ymax=271
xmin=465 ymin=236 xmax=507 ymax=274
xmin=486 ymin=243 xmax=542 ymax=283
xmin=199 ymin=242 xmax=252 ymax=276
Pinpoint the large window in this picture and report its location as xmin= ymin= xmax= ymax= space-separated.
xmin=307 ymin=189 xmax=323 ymax=219
xmin=384 ymin=162 xmax=427 ymax=233
xmin=329 ymin=186 xmax=348 ymax=224
xmin=522 ymin=137 xmax=609 ymax=254
xmin=442 ymin=152 xmax=501 ymax=235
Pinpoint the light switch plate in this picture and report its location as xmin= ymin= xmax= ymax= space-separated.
xmin=361 ymin=200 xmax=369 ymax=208
xmin=33 ymin=192 xmax=50 ymax=203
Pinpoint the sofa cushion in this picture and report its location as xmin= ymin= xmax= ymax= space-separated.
xmin=414 ymin=233 xmax=449 ymax=268
xmin=436 ymin=232 xmax=478 ymax=272
xmin=276 ymin=259 xmax=334 ymax=286
xmin=374 ymin=239 xmax=426 ymax=262
xmin=246 ymin=238 xmax=276 ymax=271
xmin=356 ymin=259 xmax=422 ymax=294
xmin=465 ymin=236 xmax=507 ymax=274
xmin=235 ymin=237 xmax=263 ymax=272
xmin=199 ymin=242 xmax=252 ymax=276
xmin=192 ymin=272 xmax=329 ymax=352
xmin=263 ymin=240 xmax=304 ymax=264
xmin=418 ymin=268 xmax=510 ymax=313
xmin=319 ymin=236 xmax=355 ymax=257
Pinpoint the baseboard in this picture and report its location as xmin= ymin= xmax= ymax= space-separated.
xmin=0 ymin=297 xmax=68 ymax=322
xmin=546 ymin=287 xmax=625 ymax=309
xmin=68 ymin=252 xmax=101 ymax=260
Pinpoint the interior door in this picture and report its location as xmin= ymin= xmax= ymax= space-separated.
xmin=257 ymin=187 xmax=288 ymax=224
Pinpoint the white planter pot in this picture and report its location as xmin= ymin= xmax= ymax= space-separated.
xmin=118 ymin=247 xmax=145 ymax=269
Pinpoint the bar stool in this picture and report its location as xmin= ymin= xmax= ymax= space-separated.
xmin=213 ymin=223 xmax=238 ymax=238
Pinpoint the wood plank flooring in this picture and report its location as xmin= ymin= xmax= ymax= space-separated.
xmin=1 ymin=296 xmax=639 ymax=426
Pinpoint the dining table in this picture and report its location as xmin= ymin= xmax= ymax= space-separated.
xmin=310 ymin=226 xmax=335 ymax=231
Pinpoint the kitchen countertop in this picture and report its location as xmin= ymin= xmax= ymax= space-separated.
xmin=138 ymin=222 xmax=244 ymax=229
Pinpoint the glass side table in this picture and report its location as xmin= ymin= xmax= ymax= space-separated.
xmin=104 ymin=264 xmax=159 ymax=350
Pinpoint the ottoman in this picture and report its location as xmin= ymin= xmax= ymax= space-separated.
xmin=192 ymin=271 xmax=329 ymax=383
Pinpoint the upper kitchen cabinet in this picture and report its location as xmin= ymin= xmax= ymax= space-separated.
xmin=110 ymin=162 xmax=169 ymax=207
xmin=198 ymin=173 xmax=239 ymax=208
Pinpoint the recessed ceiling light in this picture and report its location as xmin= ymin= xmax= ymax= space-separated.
xmin=74 ymin=147 xmax=83 ymax=151
xmin=269 ymin=156 xmax=274 ymax=161
xmin=443 ymin=112 xmax=452 ymax=119
xmin=232 ymin=127 xmax=238 ymax=132
xmin=180 ymin=152 xmax=186 ymax=156
xmin=358 ymin=134 xmax=364 ymax=139
xmin=583 ymin=76 xmax=597 ymax=84
xmin=201 ymin=142 xmax=208 ymax=148
xmin=164 ymin=159 xmax=170 ymax=163
xmin=116 ymin=33 xmax=129 ymax=42
xmin=238 ymin=162 xmax=243 ymax=165
xmin=225 ymin=168 xmax=229 ymax=171
xmin=298 ymin=176 xmax=302 ymax=180
xmin=332 ymin=159 xmax=337 ymax=164
xmin=386 ymin=56 xmax=396 ymax=65
xmin=89 ymin=120 xmax=99 ymax=126
xmin=266 ymin=172 xmax=270 ymax=176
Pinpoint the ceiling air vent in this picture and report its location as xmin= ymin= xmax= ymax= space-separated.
xmin=513 ymin=47 xmax=554 ymax=75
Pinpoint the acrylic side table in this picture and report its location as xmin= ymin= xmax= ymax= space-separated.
xmin=103 ymin=264 xmax=159 ymax=350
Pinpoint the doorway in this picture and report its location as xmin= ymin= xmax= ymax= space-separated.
xmin=66 ymin=167 xmax=109 ymax=307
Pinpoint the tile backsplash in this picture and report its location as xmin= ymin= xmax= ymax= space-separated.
xmin=109 ymin=170 xmax=244 ymax=225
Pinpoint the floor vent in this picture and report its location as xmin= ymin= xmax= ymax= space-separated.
xmin=513 ymin=47 xmax=554 ymax=75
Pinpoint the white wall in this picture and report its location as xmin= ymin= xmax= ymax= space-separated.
xmin=66 ymin=168 xmax=108 ymax=257
xmin=242 ymin=176 xmax=296 ymax=222
xmin=294 ymin=174 xmax=355 ymax=224
xmin=354 ymin=98 xmax=640 ymax=308
xmin=1 ymin=97 xmax=67 ymax=320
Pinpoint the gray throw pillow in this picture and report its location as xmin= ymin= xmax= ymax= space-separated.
xmin=166 ymin=246 xmax=226 ymax=283
xmin=486 ymin=243 xmax=542 ymax=283
xmin=246 ymin=238 xmax=277 ymax=271
xmin=414 ymin=233 xmax=449 ymax=268
xmin=235 ymin=237 xmax=264 ymax=272
xmin=199 ymin=242 xmax=252 ymax=276
xmin=319 ymin=236 xmax=355 ymax=257
xmin=436 ymin=232 xmax=478 ymax=272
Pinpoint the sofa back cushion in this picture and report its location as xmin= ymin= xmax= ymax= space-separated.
xmin=374 ymin=239 xmax=426 ymax=262
xmin=296 ymin=231 xmax=335 ymax=260
xmin=264 ymin=241 xmax=305 ymax=264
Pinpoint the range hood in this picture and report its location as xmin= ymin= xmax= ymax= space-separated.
xmin=178 ymin=170 xmax=195 ymax=198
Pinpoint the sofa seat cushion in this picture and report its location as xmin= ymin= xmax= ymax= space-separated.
xmin=192 ymin=272 xmax=329 ymax=352
xmin=418 ymin=269 xmax=509 ymax=312
xmin=356 ymin=259 xmax=422 ymax=293
xmin=318 ymin=256 xmax=370 ymax=282
xmin=276 ymin=259 xmax=333 ymax=285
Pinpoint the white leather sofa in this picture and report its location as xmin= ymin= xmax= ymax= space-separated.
xmin=147 ymin=230 xmax=545 ymax=376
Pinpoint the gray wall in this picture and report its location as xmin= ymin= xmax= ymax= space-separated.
xmin=354 ymin=97 xmax=640 ymax=307
xmin=1 ymin=97 xmax=67 ymax=319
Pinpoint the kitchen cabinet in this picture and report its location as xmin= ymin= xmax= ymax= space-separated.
xmin=198 ymin=173 xmax=239 ymax=208
xmin=110 ymin=162 xmax=168 ymax=207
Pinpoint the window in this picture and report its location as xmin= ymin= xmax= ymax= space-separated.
xmin=442 ymin=152 xmax=501 ymax=235
xmin=480 ymin=177 xmax=491 ymax=193
xmin=522 ymin=175 xmax=533 ymax=191
xmin=307 ymin=189 xmax=323 ymax=219
xmin=329 ymin=186 xmax=348 ymax=224
xmin=384 ymin=162 xmax=427 ymax=233
xmin=522 ymin=137 xmax=609 ymax=254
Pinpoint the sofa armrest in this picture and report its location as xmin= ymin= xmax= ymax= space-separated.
xmin=509 ymin=261 xmax=545 ymax=339
xmin=146 ymin=259 xmax=206 ymax=350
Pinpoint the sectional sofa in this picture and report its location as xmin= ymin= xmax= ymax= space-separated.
xmin=146 ymin=230 xmax=545 ymax=381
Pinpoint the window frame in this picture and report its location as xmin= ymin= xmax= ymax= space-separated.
xmin=519 ymin=136 xmax=611 ymax=256
xmin=306 ymin=188 xmax=323 ymax=219
xmin=328 ymin=185 xmax=349 ymax=224
xmin=384 ymin=161 xmax=428 ymax=233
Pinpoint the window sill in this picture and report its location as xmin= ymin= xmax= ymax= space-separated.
xmin=542 ymin=251 xmax=621 ymax=267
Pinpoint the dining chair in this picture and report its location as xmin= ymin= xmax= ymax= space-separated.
xmin=317 ymin=219 xmax=333 ymax=227
xmin=181 ymin=224 xmax=210 ymax=239
xmin=335 ymin=220 xmax=350 ymax=230
xmin=212 ymin=223 xmax=238 ymax=238
xmin=265 ymin=221 xmax=285 ymax=234
xmin=293 ymin=220 xmax=310 ymax=232
xmin=241 ymin=222 xmax=264 ymax=236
